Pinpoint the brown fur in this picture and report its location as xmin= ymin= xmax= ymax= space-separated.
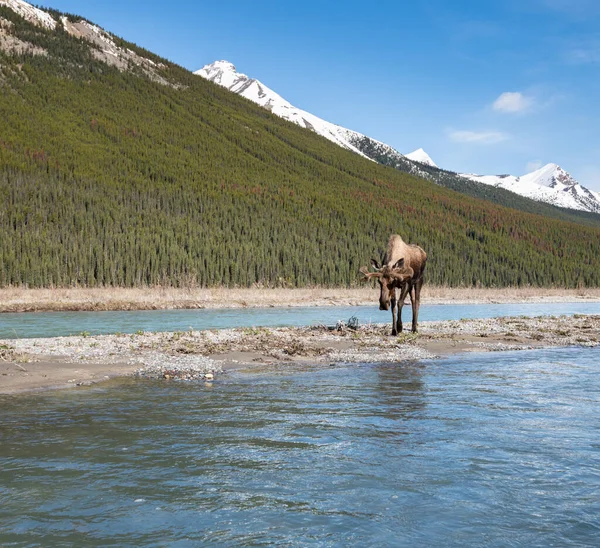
xmin=362 ymin=234 xmax=427 ymax=335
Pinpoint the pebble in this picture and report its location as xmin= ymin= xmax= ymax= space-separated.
xmin=134 ymin=351 xmax=221 ymax=382
xmin=2 ymin=316 xmax=598 ymax=386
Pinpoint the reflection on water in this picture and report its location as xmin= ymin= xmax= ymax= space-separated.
xmin=2 ymin=301 xmax=600 ymax=338
xmin=374 ymin=362 xmax=427 ymax=423
xmin=1 ymin=346 xmax=599 ymax=545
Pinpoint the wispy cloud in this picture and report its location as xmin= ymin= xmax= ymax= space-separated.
xmin=536 ymin=0 xmax=600 ymax=18
xmin=448 ymin=130 xmax=509 ymax=144
xmin=493 ymin=92 xmax=534 ymax=113
xmin=565 ymin=38 xmax=600 ymax=64
xmin=526 ymin=160 xmax=543 ymax=172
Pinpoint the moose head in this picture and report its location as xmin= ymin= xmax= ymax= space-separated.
xmin=360 ymin=258 xmax=414 ymax=311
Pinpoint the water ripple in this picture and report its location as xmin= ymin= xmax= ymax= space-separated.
xmin=1 ymin=346 xmax=599 ymax=546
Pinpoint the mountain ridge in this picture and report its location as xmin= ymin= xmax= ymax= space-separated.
xmin=194 ymin=60 xmax=432 ymax=181
xmin=461 ymin=163 xmax=600 ymax=214
xmin=196 ymin=60 xmax=600 ymax=215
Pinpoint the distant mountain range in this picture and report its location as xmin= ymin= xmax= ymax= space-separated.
xmin=197 ymin=60 xmax=600 ymax=215
xmin=462 ymin=163 xmax=600 ymax=214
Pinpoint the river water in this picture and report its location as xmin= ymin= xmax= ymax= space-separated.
xmin=1 ymin=345 xmax=599 ymax=546
xmin=2 ymin=301 xmax=600 ymax=339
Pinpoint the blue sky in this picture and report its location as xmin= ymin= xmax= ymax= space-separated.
xmin=43 ymin=0 xmax=600 ymax=191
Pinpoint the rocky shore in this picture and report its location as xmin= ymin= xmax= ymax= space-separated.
xmin=1 ymin=314 xmax=599 ymax=394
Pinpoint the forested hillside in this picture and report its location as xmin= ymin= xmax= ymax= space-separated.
xmin=0 ymin=5 xmax=599 ymax=288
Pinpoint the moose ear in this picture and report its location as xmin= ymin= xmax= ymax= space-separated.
xmin=392 ymin=266 xmax=413 ymax=282
xmin=371 ymin=259 xmax=381 ymax=270
xmin=392 ymin=258 xmax=405 ymax=270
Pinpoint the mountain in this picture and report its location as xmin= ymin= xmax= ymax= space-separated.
xmin=196 ymin=60 xmax=600 ymax=216
xmin=406 ymin=148 xmax=437 ymax=167
xmin=0 ymin=0 xmax=170 ymax=83
xmin=1 ymin=0 xmax=55 ymax=28
xmin=461 ymin=164 xmax=600 ymax=214
xmin=195 ymin=61 xmax=430 ymax=180
xmin=1 ymin=0 xmax=600 ymax=289
xmin=194 ymin=60 xmax=365 ymax=152
xmin=195 ymin=60 xmax=372 ymax=158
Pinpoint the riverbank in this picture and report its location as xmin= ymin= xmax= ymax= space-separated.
xmin=1 ymin=286 xmax=600 ymax=313
xmin=1 ymin=314 xmax=598 ymax=394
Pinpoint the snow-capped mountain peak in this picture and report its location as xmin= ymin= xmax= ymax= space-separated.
xmin=203 ymin=59 xmax=237 ymax=74
xmin=195 ymin=60 xmax=433 ymax=178
xmin=195 ymin=61 xmax=294 ymax=112
xmin=522 ymin=163 xmax=577 ymax=190
xmin=462 ymin=163 xmax=600 ymax=213
xmin=197 ymin=61 xmax=249 ymax=91
xmin=406 ymin=148 xmax=437 ymax=167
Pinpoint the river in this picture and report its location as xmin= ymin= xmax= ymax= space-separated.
xmin=2 ymin=301 xmax=600 ymax=339
xmin=1 ymin=303 xmax=599 ymax=545
xmin=1 ymin=345 xmax=599 ymax=545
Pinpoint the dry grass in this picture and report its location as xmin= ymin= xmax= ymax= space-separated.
xmin=0 ymin=286 xmax=599 ymax=313
xmin=0 ymin=286 xmax=373 ymax=312
xmin=423 ymin=286 xmax=600 ymax=303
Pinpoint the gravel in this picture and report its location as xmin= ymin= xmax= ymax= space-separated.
xmin=3 ymin=314 xmax=598 ymax=384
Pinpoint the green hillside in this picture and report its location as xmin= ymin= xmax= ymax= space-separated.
xmin=0 ymin=5 xmax=599 ymax=288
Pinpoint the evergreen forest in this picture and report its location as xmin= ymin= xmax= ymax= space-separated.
xmin=0 ymin=6 xmax=599 ymax=288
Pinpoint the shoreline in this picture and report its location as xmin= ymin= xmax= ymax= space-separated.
xmin=1 ymin=287 xmax=600 ymax=313
xmin=2 ymin=314 xmax=598 ymax=395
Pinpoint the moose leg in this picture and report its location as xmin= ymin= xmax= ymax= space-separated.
xmin=396 ymin=283 xmax=410 ymax=334
xmin=411 ymin=278 xmax=423 ymax=333
xmin=390 ymin=290 xmax=398 ymax=336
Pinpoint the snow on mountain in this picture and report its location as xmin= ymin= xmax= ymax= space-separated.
xmin=197 ymin=61 xmax=600 ymax=215
xmin=406 ymin=148 xmax=437 ymax=167
xmin=195 ymin=61 xmax=432 ymax=180
xmin=462 ymin=164 xmax=600 ymax=214
xmin=196 ymin=60 xmax=376 ymax=158
xmin=2 ymin=3 xmax=598 ymax=218
xmin=522 ymin=163 xmax=576 ymax=189
xmin=0 ymin=0 xmax=56 ymax=29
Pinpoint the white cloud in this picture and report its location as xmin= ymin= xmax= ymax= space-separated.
xmin=448 ymin=130 xmax=509 ymax=144
xmin=526 ymin=160 xmax=543 ymax=172
xmin=567 ymin=43 xmax=600 ymax=64
xmin=493 ymin=92 xmax=534 ymax=113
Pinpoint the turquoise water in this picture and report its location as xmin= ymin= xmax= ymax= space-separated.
xmin=2 ymin=301 xmax=600 ymax=339
xmin=1 ymin=346 xmax=599 ymax=546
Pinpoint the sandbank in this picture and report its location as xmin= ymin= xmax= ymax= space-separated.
xmin=1 ymin=314 xmax=598 ymax=395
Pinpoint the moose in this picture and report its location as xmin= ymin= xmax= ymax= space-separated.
xmin=361 ymin=234 xmax=427 ymax=335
